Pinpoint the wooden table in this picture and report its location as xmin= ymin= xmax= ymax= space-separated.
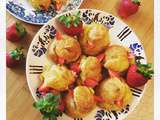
xmin=7 ymin=0 xmax=153 ymax=120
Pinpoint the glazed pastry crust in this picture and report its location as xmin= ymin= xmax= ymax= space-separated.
xmin=40 ymin=65 xmax=75 ymax=91
xmin=79 ymin=23 xmax=110 ymax=55
xmin=96 ymin=77 xmax=132 ymax=111
xmin=48 ymin=35 xmax=81 ymax=63
xmin=79 ymin=56 xmax=102 ymax=84
xmin=104 ymin=45 xmax=129 ymax=72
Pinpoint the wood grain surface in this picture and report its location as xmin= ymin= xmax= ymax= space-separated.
xmin=6 ymin=0 xmax=154 ymax=120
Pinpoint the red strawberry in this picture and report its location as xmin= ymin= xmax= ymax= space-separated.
xmin=96 ymin=53 xmax=105 ymax=63
xmin=118 ymin=0 xmax=140 ymax=18
xmin=84 ymin=78 xmax=98 ymax=88
xmin=38 ymin=82 xmax=51 ymax=93
xmin=94 ymin=95 xmax=105 ymax=103
xmin=6 ymin=22 xmax=27 ymax=42
xmin=114 ymin=99 xmax=123 ymax=107
xmin=58 ymin=11 xmax=83 ymax=36
xmin=126 ymin=64 xmax=153 ymax=87
xmin=6 ymin=48 xmax=25 ymax=68
xmin=70 ymin=61 xmax=80 ymax=73
xmin=108 ymin=69 xmax=120 ymax=78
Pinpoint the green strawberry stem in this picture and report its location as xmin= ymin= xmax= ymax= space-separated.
xmin=58 ymin=11 xmax=81 ymax=28
xmin=132 ymin=0 xmax=141 ymax=5
xmin=10 ymin=47 xmax=25 ymax=61
xmin=33 ymin=93 xmax=61 ymax=120
xmin=16 ymin=22 xmax=27 ymax=38
xmin=137 ymin=62 xmax=153 ymax=79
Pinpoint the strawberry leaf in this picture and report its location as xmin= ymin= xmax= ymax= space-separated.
xmin=9 ymin=47 xmax=25 ymax=61
xmin=16 ymin=22 xmax=27 ymax=38
xmin=132 ymin=0 xmax=141 ymax=5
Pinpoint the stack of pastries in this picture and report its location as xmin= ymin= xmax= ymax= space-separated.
xmin=38 ymin=22 xmax=134 ymax=118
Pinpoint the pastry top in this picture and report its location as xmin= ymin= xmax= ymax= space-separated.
xmin=80 ymin=56 xmax=102 ymax=83
xmin=79 ymin=23 xmax=110 ymax=55
xmin=104 ymin=45 xmax=129 ymax=72
xmin=48 ymin=35 xmax=81 ymax=63
xmin=40 ymin=64 xmax=75 ymax=91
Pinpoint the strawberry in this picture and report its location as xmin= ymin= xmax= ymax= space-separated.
xmin=57 ymin=98 xmax=65 ymax=112
xmin=55 ymin=31 xmax=62 ymax=40
xmin=70 ymin=61 xmax=80 ymax=73
xmin=96 ymin=53 xmax=105 ymax=63
xmin=118 ymin=0 xmax=140 ymax=18
xmin=114 ymin=99 xmax=123 ymax=108
xmin=108 ymin=69 xmax=120 ymax=78
xmin=94 ymin=95 xmax=105 ymax=103
xmin=58 ymin=11 xmax=83 ymax=36
xmin=84 ymin=78 xmax=98 ymax=88
xmin=126 ymin=63 xmax=153 ymax=87
xmin=6 ymin=22 xmax=27 ymax=42
xmin=38 ymin=82 xmax=51 ymax=93
xmin=6 ymin=47 xmax=25 ymax=68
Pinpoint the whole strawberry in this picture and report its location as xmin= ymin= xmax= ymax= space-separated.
xmin=126 ymin=63 xmax=153 ymax=87
xmin=6 ymin=48 xmax=25 ymax=68
xmin=6 ymin=22 xmax=27 ymax=42
xmin=58 ymin=11 xmax=83 ymax=36
xmin=118 ymin=0 xmax=140 ymax=18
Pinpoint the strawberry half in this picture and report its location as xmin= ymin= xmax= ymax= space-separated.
xmin=6 ymin=22 xmax=27 ymax=42
xmin=118 ymin=0 xmax=140 ymax=18
xmin=6 ymin=47 xmax=25 ymax=68
xmin=96 ymin=53 xmax=105 ymax=63
xmin=38 ymin=82 xmax=51 ymax=93
xmin=84 ymin=78 xmax=98 ymax=88
xmin=58 ymin=11 xmax=83 ymax=36
xmin=126 ymin=63 xmax=153 ymax=87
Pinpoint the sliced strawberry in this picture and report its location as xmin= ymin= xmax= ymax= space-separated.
xmin=114 ymin=99 xmax=123 ymax=108
xmin=94 ymin=95 xmax=105 ymax=103
xmin=70 ymin=62 xmax=80 ymax=73
xmin=96 ymin=53 xmax=105 ymax=63
xmin=38 ymin=83 xmax=51 ymax=93
xmin=84 ymin=78 xmax=98 ymax=88
xmin=58 ymin=98 xmax=65 ymax=112
xmin=87 ymin=40 xmax=95 ymax=48
xmin=56 ymin=32 xmax=62 ymax=40
xmin=108 ymin=69 xmax=120 ymax=78
xmin=55 ymin=0 xmax=62 ymax=11
xmin=57 ymin=57 xmax=65 ymax=65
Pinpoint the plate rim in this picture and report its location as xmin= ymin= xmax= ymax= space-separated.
xmin=6 ymin=0 xmax=84 ymax=25
xmin=26 ymin=8 xmax=148 ymax=119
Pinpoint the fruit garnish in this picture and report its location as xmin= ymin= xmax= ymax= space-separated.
xmin=59 ymin=11 xmax=81 ymax=28
xmin=33 ymin=93 xmax=62 ymax=120
xmin=55 ymin=31 xmax=62 ymax=40
xmin=7 ymin=22 xmax=27 ymax=42
xmin=87 ymin=40 xmax=95 ymax=48
xmin=55 ymin=0 xmax=62 ymax=11
xmin=58 ymin=11 xmax=83 ymax=36
xmin=136 ymin=62 xmax=153 ymax=79
xmin=94 ymin=95 xmax=105 ymax=102
xmin=6 ymin=47 xmax=25 ymax=68
xmin=108 ymin=69 xmax=120 ymax=78
xmin=57 ymin=57 xmax=65 ymax=65
xmin=96 ymin=53 xmax=105 ymax=63
xmin=84 ymin=78 xmax=98 ymax=88
xmin=114 ymin=99 xmax=123 ymax=107
xmin=126 ymin=62 xmax=153 ymax=87
xmin=38 ymin=82 xmax=51 ymax=93
xmin=70 ymin=62 xmax=80 ymax=73
xmin=118 ymin=0 xmax=140 ymax=18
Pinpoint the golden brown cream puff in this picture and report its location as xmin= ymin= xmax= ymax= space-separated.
xmin=96 ymin=77 xmax=132 ymax=111
xmin=104 ymin=45 xmax=129 ymax=72
xmin=64 ymin=86 xmax=96 ymax=118
xmin=40 ymin=64 xmax=75 ymax=91
xmin=79 ymin=23 xmax=110 ymax=55
xmin=79 ymin=56 xmax=102 ymax=87
xmin=48 ymin=35 xmax=81 ymax=64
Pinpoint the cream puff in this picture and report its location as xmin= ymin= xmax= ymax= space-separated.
xmin=48 ymin=35 xmax=81 ymax=64
xmin=40 ymin=64 xmax=75 ymax=91
xmin=64 ymin=86 xmax=96 ymax=118
xmin=79 ymin=23 xmax=110 ymax=55
xmin=104 ymin=45 xmax=130 ymax=72
xmin=96 ymin=77 xmax=132 ymax=111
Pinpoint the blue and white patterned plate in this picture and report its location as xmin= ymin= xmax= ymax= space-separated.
xmin=6 ymin=0 xmax=83 ymax=25
xmin=26 ymin=9 xmax=147 ymax=120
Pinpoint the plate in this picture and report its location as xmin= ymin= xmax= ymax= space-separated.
xmin=6 ymin=0 xmax=83 ymax=25
xmin=26 ymin=9 xmax=147 ymax=120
